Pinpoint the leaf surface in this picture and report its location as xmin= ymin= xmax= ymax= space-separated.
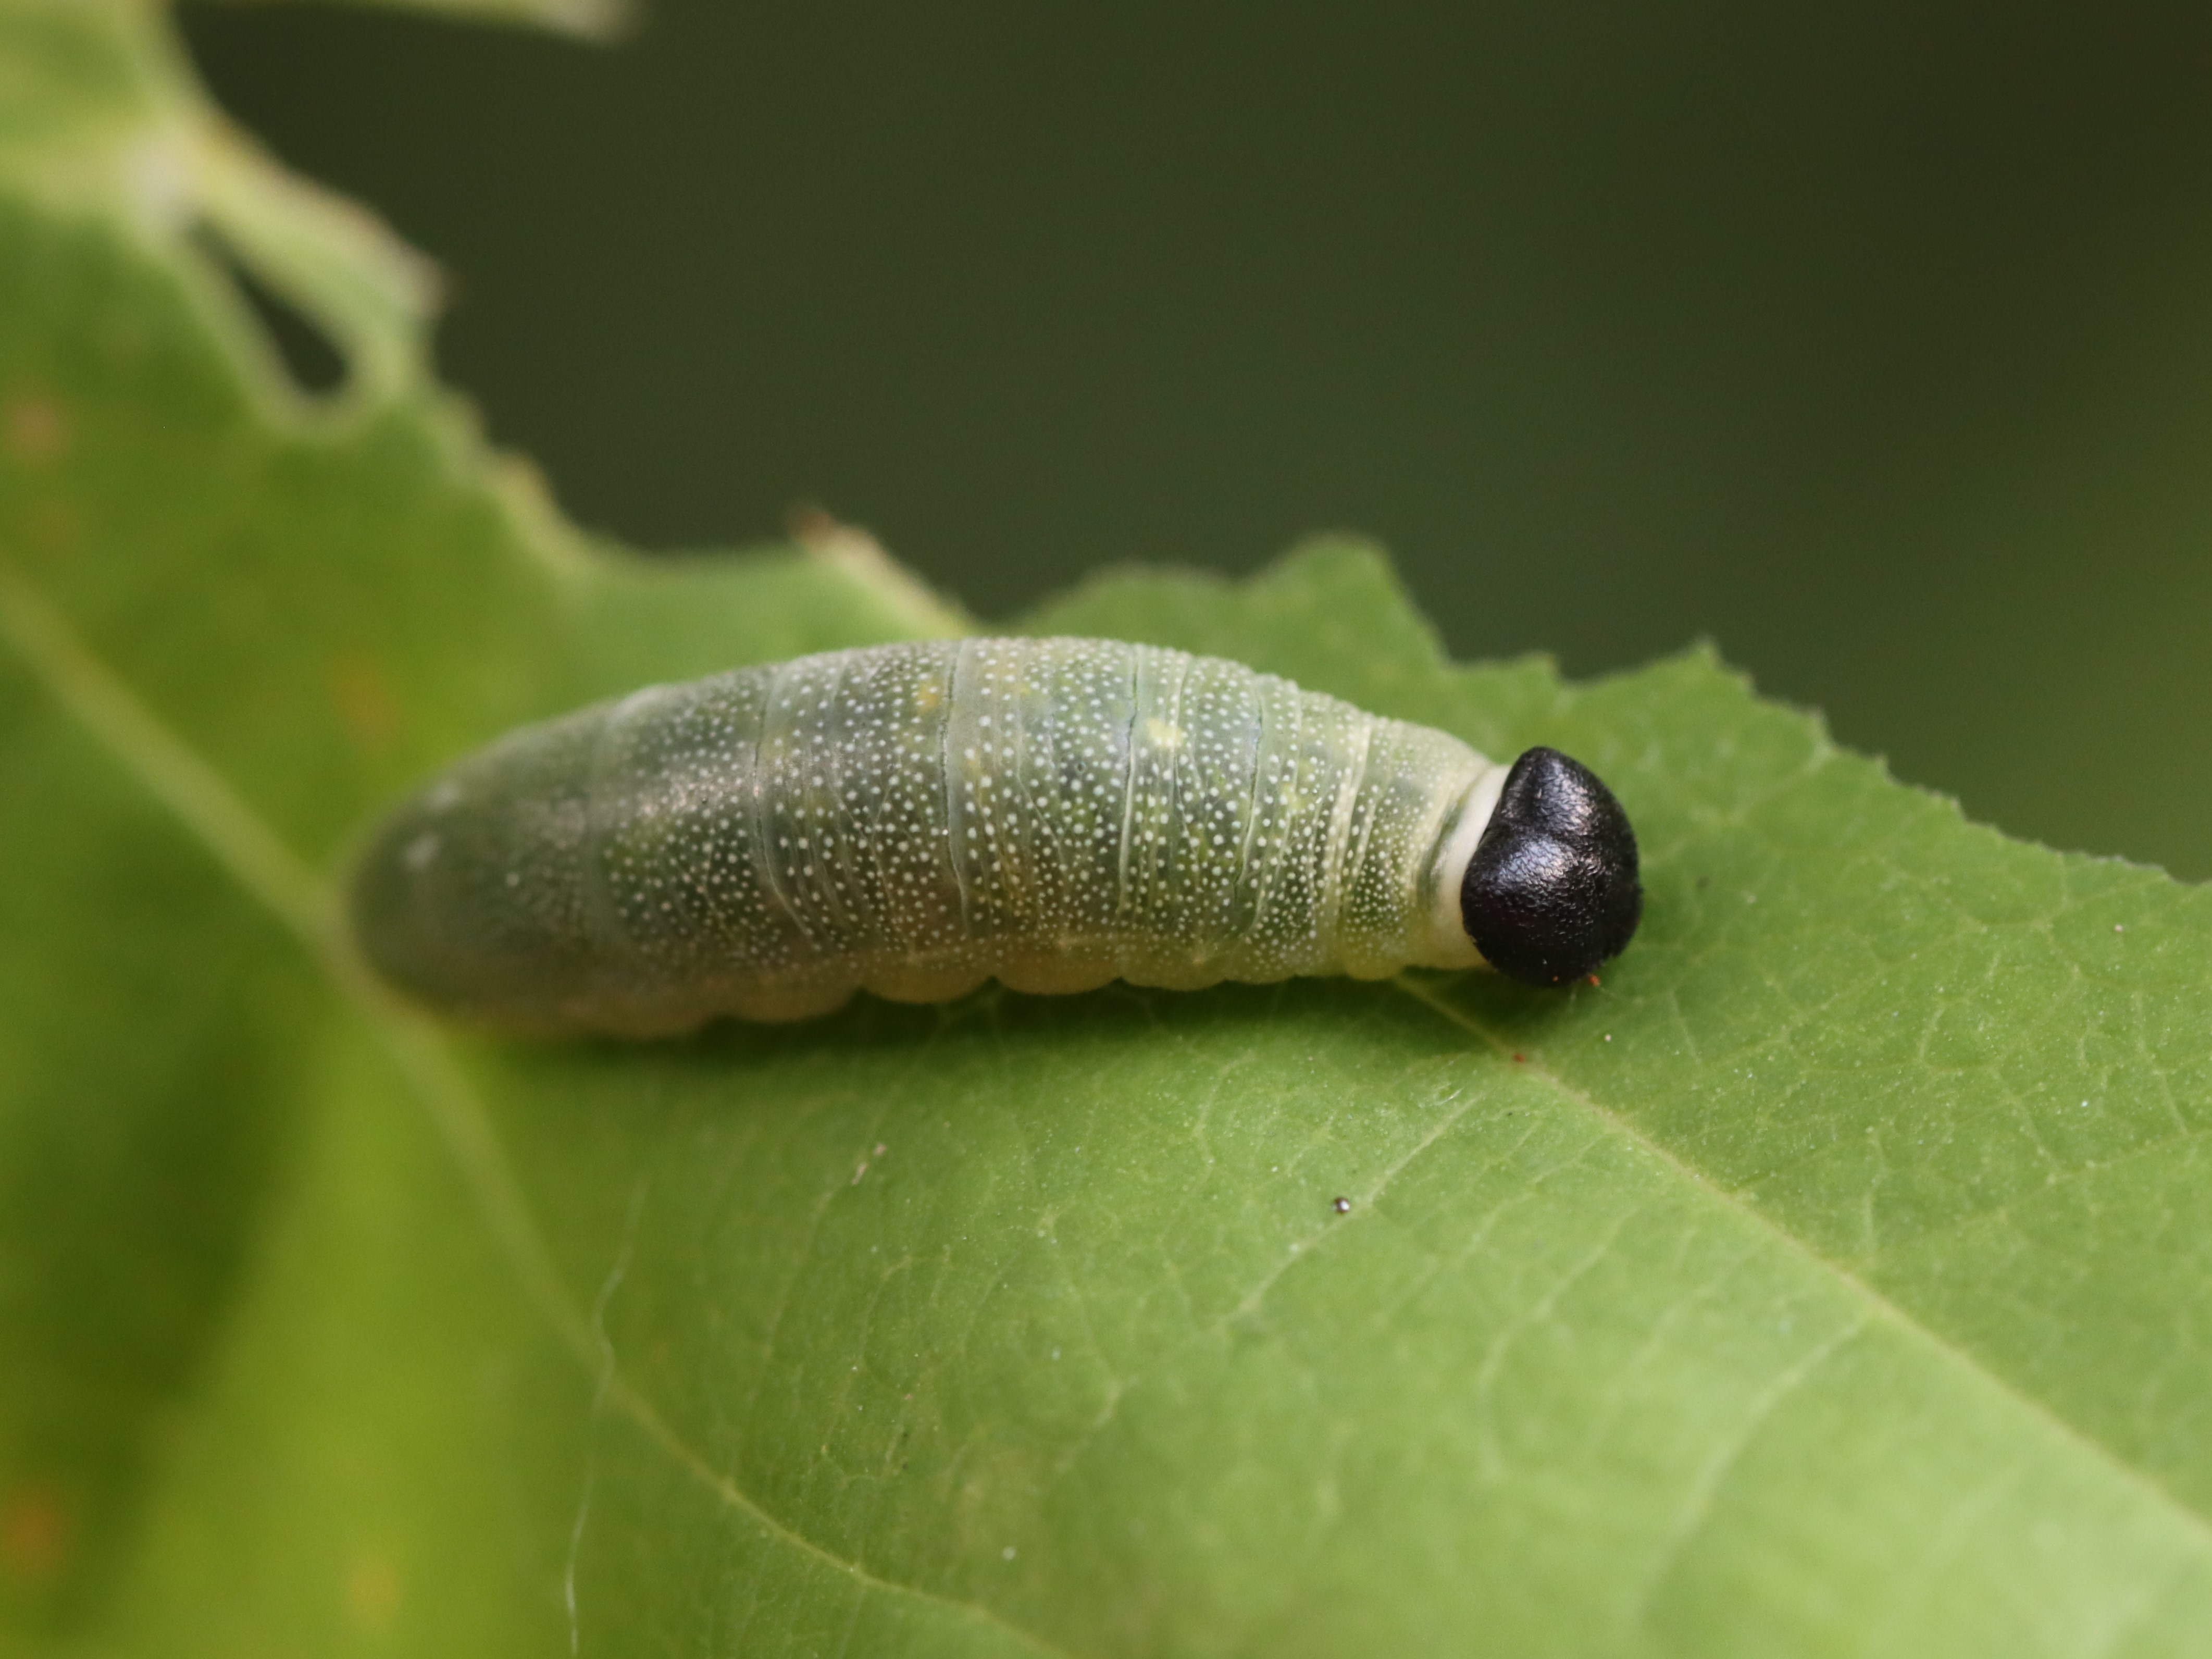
xmin=3 ymin=6 xmax=2212 ymax=1655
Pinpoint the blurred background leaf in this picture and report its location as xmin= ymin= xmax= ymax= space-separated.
xmin=180 ymin=0 xmax=2212 ymax=880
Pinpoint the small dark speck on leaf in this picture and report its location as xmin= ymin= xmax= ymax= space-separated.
xmin=1333 ymin=1196 xmax=1352 ymax=1214
xmin=1512 ymin=1053 xmax=1527 ymax=1063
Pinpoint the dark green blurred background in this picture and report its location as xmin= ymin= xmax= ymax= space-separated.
xmin=181 ymin=0 xmax=2212 ymax=877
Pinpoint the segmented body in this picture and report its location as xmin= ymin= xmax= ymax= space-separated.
xmin=352 ymin=638 xmax=1501 ymax=1033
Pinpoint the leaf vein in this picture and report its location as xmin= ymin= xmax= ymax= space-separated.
xmin=1393 ymin=974 xmax=2212 ymax=1559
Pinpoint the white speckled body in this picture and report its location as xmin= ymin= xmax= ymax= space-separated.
xmin=352 ymin=638 xmax=1503 ymax=1033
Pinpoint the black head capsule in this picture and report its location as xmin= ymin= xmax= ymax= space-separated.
xmin=1460 ymin=747 xmax=1643 ymax=987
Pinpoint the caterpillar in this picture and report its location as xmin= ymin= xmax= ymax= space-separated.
xmin=350 ymin=638 xmax=1642 ymax=1035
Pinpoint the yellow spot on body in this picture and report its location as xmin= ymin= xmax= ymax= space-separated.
xmin=913 ymin=679 xmax=945 ymax=714
xmin=1144 ymin=717 xmax=1184 ymax=749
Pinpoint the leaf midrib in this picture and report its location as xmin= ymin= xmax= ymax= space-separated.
xmin=0 ymin=562 xmax=1080 ymax=1659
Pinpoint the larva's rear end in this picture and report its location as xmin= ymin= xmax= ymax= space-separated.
xmin=350 ymin=705 xmax=615 ymax=1031
xmin=352 ymin=671 xmax=859 ymax=1033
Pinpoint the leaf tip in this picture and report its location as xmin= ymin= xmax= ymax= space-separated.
xmin=787 ymin=507 xmax=973 ymax=639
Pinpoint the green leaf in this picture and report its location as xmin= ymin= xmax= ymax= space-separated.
xmin=5 ymin=4 xmax=2212 ymax=1655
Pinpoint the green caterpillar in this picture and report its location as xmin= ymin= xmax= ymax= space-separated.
xmin=351 ymin=638 xmax=1642 ymax=1034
